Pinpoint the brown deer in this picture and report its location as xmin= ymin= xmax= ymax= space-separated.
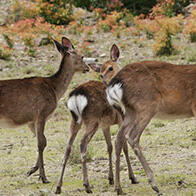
xmin=105 ymin=60 xmax=196 ymax=195
xmin=0 ymin=37 xmax=89 ymax=183
xmin=55 ymin=44 xmax=138 ymax=194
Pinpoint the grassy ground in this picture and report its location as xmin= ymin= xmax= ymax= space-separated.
xmin=0 ymin=28 xmax=196 ymax=196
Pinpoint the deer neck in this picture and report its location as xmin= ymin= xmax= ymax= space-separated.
xmin=50 ymin=54 xmax=75 ymax=100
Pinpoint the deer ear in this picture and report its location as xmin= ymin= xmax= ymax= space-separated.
xmin=62 ymin=37 xmax=75 ymax=51
xmin=53 ymin=39 xmax=66 ymax=54
xmin=88 ymin=63 xmax=101 ymax=73
xmin=110 ymin=44 xmax=120 ymax=62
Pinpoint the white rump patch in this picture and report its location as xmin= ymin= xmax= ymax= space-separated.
xmin=67 ymin=95 xmax=88 ymax=124
xmin=106 ymin=83 xmax=125 ymax=114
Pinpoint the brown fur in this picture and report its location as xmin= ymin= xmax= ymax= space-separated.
xmin=55 ymin=44 xmax=138 ymax=194
xmin=109 ymin=60 xmax=196 ymax=195
xmin=0 ymin=37 xmax=89 ymax=183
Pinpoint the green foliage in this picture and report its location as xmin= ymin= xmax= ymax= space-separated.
xmin=10 ymin=0 xmax=39 ymax=23
xmin=122 ymin=0 xmax=157 ymax=15
xmin=73 ymin=0 xmax=122 ymax=12
xmin=190 ymin=32 xmax=196 ymax=43
xmin=0 ymin=48 xmax=11 ymax=60
xmin=172 ymin=0 xmax=190 ymax=15
xmin=73 ymin=0 xmax=158 ymax=15
xmin=38 ymin=0 xmax=73 ymax=25
xmin=152 ymin=0 xmax=191 ymax=18
xmin=152 ymin=15 xmax=183 ymax=56
xmin=3 ymin=34 xmax=14 ymax=49
xmin=23 ymin=35 xmax=36 ymax=57
xmin=156 ymin=31 xmax=175 ymax=56
xmin=121 ymin=9 xmax=134 ymax=27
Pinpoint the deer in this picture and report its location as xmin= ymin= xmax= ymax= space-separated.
xmin=105 ymin=60 xmax=196 ymax=195
xmin=55 ymin=44 xmax=138 ymax=194
xmin=0 ymin=37 xmax=89 ymax=184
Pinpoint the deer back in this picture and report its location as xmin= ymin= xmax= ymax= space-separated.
xmin=107 ymin=60 xmax=196 ymax=119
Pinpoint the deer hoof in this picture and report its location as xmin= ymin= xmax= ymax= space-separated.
xmin=55 ymin=186 xmax=61 ymax=194
xmin=108 ymin=177 xmax=114 ymax=185
xmin=152 ymin=185 xmax=162 ymax=196
xmin=86 ymin=189 xmax=92 ymax=194
xmin=115 ymin=187 xmax=124 ymax=195
xmin=27 ymin=166 xmax=39 ymax=176
xmin=39 ymin=176 xmax=50 ymax=184
xmin=84 ymin=184 xmax=92 ymax=193
xmin=131 ymin=177 xmax=139 ymax=184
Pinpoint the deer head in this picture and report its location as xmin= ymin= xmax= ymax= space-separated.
xmin=89 ymin=44 xmax=120 ymax=84
xmin=53 ymin=37 xmax=89 ymax=73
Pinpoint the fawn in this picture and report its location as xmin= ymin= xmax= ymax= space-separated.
xmin=55 ymin=44 xmax=138 ymax=194
xmin=106 ymin=60 xmax=196 ymax=195
xmin=0 ymin=37 xmax=89 ymax=183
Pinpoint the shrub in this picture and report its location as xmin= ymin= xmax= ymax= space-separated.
xmin=153 ymin=15 xmax=183 ymax=56
xmin=9 ymin=0 xmax=39 ymax=23
xmin=120 ymin=9 xmax=134 ymax=27
xmin=151 ymin=0 xmax=190 ymax=18
xmin=73 ymin=0 xmax=122 ymax=12
xmin=96 ymin=11 xmax=125 ymax=32
xmin=8 ymin=17 xmax=62 ymax=41
xmin=134 ymin=17 xmax=159 ymax=39
xmin=37 ymin=0 xmax=73 ymax=25
xmin=0 ymin=45 xmax=12 ymax=60
xmin=135 ymin=14 xmax=183 ymax=55
xmin=184 ymin=9 xmax=196 ymax=42
xmin=66 ymin=21 xmax=83 ymax=35
xmin=154 ymin=30 xmax=174 ymax=56
xmin=78 ymin=41 xmax=92 ymax=57
xmin=3 ymin=34 xmax=14 ymax=49
xmin=122 ymin=0 xmax=157 ymax=15
xmin=190 ymin=32 xmax=196 ymax=42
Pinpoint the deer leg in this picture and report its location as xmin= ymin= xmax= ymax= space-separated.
xmin=28 ymin=122 xmax=36 ymax=136
xmin=80 ymin=122 xmax=98 ymax=193
xmin=27 ymin=116 xmax=48 ymax=183
xmin=122 ymin=140 xmax=138 ymax=184
xmin=26 ymin=122 xmax=39 ymax=177
xmin=56 ymin=120 xmax=81 ymax=194
xmin=27 ymin=157 xmax=39 ymax=177
xmin=36 ymin=117 xmax=48 ymax=183
xmin=126 ymin=112 xmax=161 ymax=195
xmin=114 ymin=113 xmax=136 ymax=195
xmin=102 ymin=127 xmax=114 ymax=185
xmin=26 ymin=123 xmax=39 ymax=176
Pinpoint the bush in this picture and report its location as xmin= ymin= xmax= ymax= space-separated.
xmin=184 ymin=9 xmax=196 ymax=42
xmin=153 ymin=15 xmax=183 ymax=56
xmin=190 ymin=32 xmax=196 ymax=43
xmin=37 ymin=0 xmax=73 ymax=25
xmin=73 ymin=0 xmax=122 ymax=12
xmin=154 ymin=30 xmax=175 ymax=56
xmin=3 ymin=34 xmax=14 ymax=49
xmin=96 ymin=11 xmax=125 ymax=32
xmin=122 ymin=0 xmax=157 ymax=15
xmin=151 ymin=0 xmax=191 ymax=18
xmin=0 ymin=45 xmax=12 ymax=60
xmin=10 ymin=0 xmax=39 ymax=23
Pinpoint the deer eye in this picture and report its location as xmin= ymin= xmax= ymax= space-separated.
xmin=109 ymin=67 xmax=113 ymax=71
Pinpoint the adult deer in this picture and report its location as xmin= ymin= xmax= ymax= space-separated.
xmin=55 ymin=44 xmax=138 ymax=194
xmin=0 ymin=37 xmax=89 ymax=183
xmin=106 ymin=60 xmax=196 ymax=195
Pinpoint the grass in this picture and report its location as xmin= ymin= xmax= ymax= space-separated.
xmin=0 ymin=25 xmax=196 ymax=196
